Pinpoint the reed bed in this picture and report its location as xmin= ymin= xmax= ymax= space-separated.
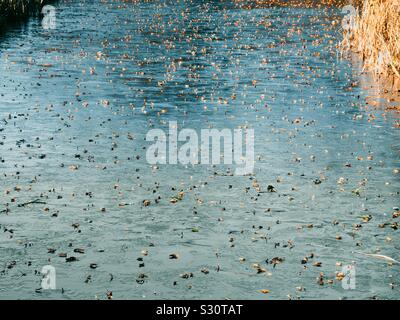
xmin=0 ymin=0 xmax=44 ymax=20
xmin=342 ymin=0 xmax=400 ymax=82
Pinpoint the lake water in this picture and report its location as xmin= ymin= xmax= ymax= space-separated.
xmin=0 ymin=0 xmax=399 ymax=300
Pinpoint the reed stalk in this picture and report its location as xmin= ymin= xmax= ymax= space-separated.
xmin=0 ymin=0 xmax=45 ymax=20
xmin=342 ymin=0 xmax=400 ymax=81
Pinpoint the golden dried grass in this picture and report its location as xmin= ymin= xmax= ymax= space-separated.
xmin=342 ymin=0 xmax=400 ymax=80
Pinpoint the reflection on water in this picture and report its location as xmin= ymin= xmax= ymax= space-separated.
xmin=0 ymin=0 xmax=399 ymax=300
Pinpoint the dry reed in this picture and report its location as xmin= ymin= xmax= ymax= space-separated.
xmin=342 ymin=0 xmax=400 ymax=81
xmin=0 ymin=0 xmax=44 ymax=20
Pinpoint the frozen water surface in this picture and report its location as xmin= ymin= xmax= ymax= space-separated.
xmin=0 ymin=0 xmax=399 ymax=299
